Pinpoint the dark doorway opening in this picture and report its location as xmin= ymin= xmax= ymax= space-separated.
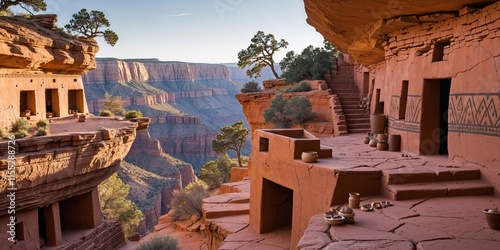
xmin=38 ymin=208 xmax=47 ymax=248
xmin=260 ymin=178 xmax=293 ymax=233
xmin=20 ymin=90 xmax=36 ymax=116
xmin=68 ymin=89 xmax=84 ymax=113
xmin=420 ymin=79 xmax=451 ymax=155
xmin=45 ymin=89 xmax=60 ymax=117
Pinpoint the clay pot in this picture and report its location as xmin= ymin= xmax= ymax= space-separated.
xmin=369 ymin=139 xmax=377 ymax=147
xmin=348 ymin=192 xmax=360 ymax=208
xmin=301 ymin=151 xmax=318 ymax=163
xmin=484 ymin=209 xmax=500 ymax=230
xmin=388 ymin=134 xmax=401 ymax=152
xmin=377 ymin=141 xmax=387 ymax=151
xmin=377 ymin=133 xmax=387 ymax=141
xmin=370 ymin=114 xmax=386 ymax=134
xmin=363 ymin=137 xmax=370 ymax=144
xmin=78 ymin=114 xmax=86 ymax=122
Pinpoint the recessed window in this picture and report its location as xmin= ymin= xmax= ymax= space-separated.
xmin=15 ymin=221 xmax=25 ymax=242
xmin=259 ymin=137 xmax=269 ymax=152
xmin=432 ymin=40 xmax=451 ymax=62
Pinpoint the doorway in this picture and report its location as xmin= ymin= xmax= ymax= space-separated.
xmin=45 ymin=89 xmax=60 ymax=117
xmin=420 ymin=79 xmax=451 ymax=155
xmin=260 ymin=178 xmax=293 ymax=233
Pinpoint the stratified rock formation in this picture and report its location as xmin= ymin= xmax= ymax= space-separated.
xmin=83 ymin=58 xmax=250 ymax=171
xmin=0 ymin=15 xmax=143 ymax=250
xmin=121 ymin=129 xmax=197 ymax=234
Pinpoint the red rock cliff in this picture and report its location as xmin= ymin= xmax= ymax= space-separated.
xmin=83 ymin=59 xmax=231 ymax=83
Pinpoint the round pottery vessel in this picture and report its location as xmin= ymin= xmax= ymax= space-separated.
xmin=484 ymin=209 xmax=500 ymax=230
xmin=348 ymin=192 xmax=361 ymax=208
xmin=377 ymin=141 xmax=387 ymax=151
xmin=301 ymin=151 xmax=318 ymax=163
xmin=388 ymin=134 xmax=401 ymax=151
xmin=369 ymin=139 xmax=377 ymax=147
xmin=370 ymin=114 xmax=386 ymax=134
xmin=324 ymin=214 xmax=344 ymax=226
xmin=363 ymin=137 xmax=370 ymax=144
xmin=377 ymin=133 xmax=388 ymax=141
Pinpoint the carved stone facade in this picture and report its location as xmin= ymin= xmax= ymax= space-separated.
xmin=305 ymin=0 xmax=500 ymax=192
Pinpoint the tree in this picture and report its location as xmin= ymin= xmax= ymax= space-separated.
xmin=212 ymin=121 xmax=248 ymax=167
xmin=65 ymin=8 xmax=119 ymax=46
xmin=169 ymin=180 xmax=209 ymax=221
xmin=240 ymin=80 xmax=262 ymax=93
xmin=0 ymin=0 xmax=46 ymax=14
xmin=102 ymin=93 xmax=125 ymax=116
xmin=199 ymin=156 xmax=237 ymax=189
xmin=238 ymin=31 xmax=288 ymax=79
xmin=264 ymin=94 xmax=314 ymax=128
xmin=98 ymin=173 xmax=143 ymax=237
xmin=280 ymin=43 xmax=336 ymax=84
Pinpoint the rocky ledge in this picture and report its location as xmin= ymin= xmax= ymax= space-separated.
xmin=0 ymin=16 xmax=98 ymax=74
xmin=0 ymin=116 xmax=141 ymax=214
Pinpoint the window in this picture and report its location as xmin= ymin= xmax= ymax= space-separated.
xmin=432 ymin=40 xmax=451 ymax=62
xmin=399 ymin=81 xmax=409 ymax=119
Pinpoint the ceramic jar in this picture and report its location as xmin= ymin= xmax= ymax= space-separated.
xmin=369 ymin=139 xmax=377 ymax=147
xmin=301 ymin=151 xmax=318 ymax=163
xmin=348 ymin=192 xmax=360 ymax=208
xmin=484 ymin=209 xmax=500 ymax=230
xmin=377 ymin=140 xmax=387 ymax=151
xmin=363 ymin=137 xmax=370 ymax=144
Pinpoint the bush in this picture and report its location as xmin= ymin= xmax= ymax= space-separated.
xmin=241 ymin=80 xmax=262 ymax=93
xmin=280 ymin=44 xmax=334 ymax=84
xmin=36 ymin=119 xmax=49 ymax=129
xmin=199 ymin=157 xmax=237 ymax=189
xmin=36 ymin=128 xmax=47 ymax=136
xmin=99 ymin=109 xmax=113 ymax=117
xmin=14 ymin=129 xmax=28 ymax=138
xmin=137 ymin=235 xmax=179 ymax=250
xmin=125 ymin=110 xmax=143 ymax=119
xmin=103 ymin=93 xmax=125 ymax=116
xmin=169 ymin=180 xmax=209 ymax=221
xmin=263 ymin=94 xmax=314 ymax=128
xmin=10 ymin=118 xmax=29 ymax=133
xmin=283 ymin=81 xmax=311 ymax=92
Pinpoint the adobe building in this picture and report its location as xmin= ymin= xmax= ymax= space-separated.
xmin=230 ymin=0 xmax=500 ymax=249
xmin=0 ymin=15 xmax=144 ymax=249
xmin=305 ymin=0 xmax=500 ymax=189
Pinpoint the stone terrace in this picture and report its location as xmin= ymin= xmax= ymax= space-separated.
xmin=206 ymin=133 xmax=499 ymax=249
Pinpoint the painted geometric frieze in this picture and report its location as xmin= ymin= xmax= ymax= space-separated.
xmin=388 ymin=95 xmax=422 ymax=133
xmin=405 ymin=95 xmax=422 ymax=123
xmin=449 ymin=93 xmax=500 ymax=137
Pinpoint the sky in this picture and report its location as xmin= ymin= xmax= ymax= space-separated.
xmin=29 ymin=0 xmax=326 ymax=64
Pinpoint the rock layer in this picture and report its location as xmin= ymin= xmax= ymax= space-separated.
xmin=0 ymin=16 xmax=98 ymax=74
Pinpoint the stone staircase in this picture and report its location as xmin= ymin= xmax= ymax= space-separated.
xmin=325 ymin=61 xmax=370 ymax=134
xmin=382 ymin=164 xmax=494 ymax=200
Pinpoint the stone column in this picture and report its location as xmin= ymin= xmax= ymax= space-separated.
xmin=44 ymin=202 xmax=62 ymax=246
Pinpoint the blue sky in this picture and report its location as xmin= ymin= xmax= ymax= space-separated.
xmin=34 ymin=0 xmax=325 ymax=63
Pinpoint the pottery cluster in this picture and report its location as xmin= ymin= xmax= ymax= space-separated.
xmin=363 ymin=132 xmax=400 ymax=152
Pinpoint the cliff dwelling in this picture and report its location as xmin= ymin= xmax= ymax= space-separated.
xmin=0 ymin=15 xmax=147 ymax=249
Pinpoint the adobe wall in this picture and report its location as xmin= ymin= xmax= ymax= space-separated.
xmin=0 ymin=74 xmax=89 ymax=129
xmin=352 ymin=3 xmax=500 ymax=190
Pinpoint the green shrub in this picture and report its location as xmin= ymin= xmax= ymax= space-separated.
xmin=241 ymin=80 xmax=262 ymax=93
xmin=125 ymin=110 xmax=143 ymax=119
xmin=137 ymin=235 xmax=179 ymax=250
xmin=36 ymin=119 xmax=49 ymax=129
xmin=103 ymin=93 xmax=125 ymax=116
xmin=199 ymin=157 xmax=237 ymax=189
xmin=14 ymin=129 xmax=28 ymax=138
xmin=263 ymin=94 xmax=314 ymax=128
xmin=280 ymin=44 xmax=334 ymax=84
xmin=169 ymin=180 xmax=209 ymax=221
xmin=11 ymin=118 xmax=29 ymax=133
xmin=283 ymin=81 xmax=311 ymax=92
xmin=99 ymin=109 xmax=113 ymax=117
xmin=36 ymin=128 xmax=47 ymax=136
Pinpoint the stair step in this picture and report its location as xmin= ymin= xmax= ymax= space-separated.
xmin=346 ymin=118 xmax=370 ymax=124
xmin=386 ymin=180 xmax=494 ymax=200
xmin=345 ymin=113 xmax=370 ymax=119
xmin=343 ymin=109 xmax=367 ymax=114
xmin=383 ymin=167 xmax=481 ymax=185
xmin=347 ymin=128 xmax=371 ymax=133
xmin=338 ymin=97 xmax=360 ymax=102
xmin=343 ymin=104 xmax=361 ymax=109
xmin=336 ymin=93 xmax=360 ymax=98
xmin=203 ymin=203 xmax=249 ymax=220
xmin=347 ymin=123 xmax=371 ymax=129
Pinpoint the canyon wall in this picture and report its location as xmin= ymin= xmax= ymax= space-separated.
xmin=83 ymin=59 xmax=231 ymax=84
